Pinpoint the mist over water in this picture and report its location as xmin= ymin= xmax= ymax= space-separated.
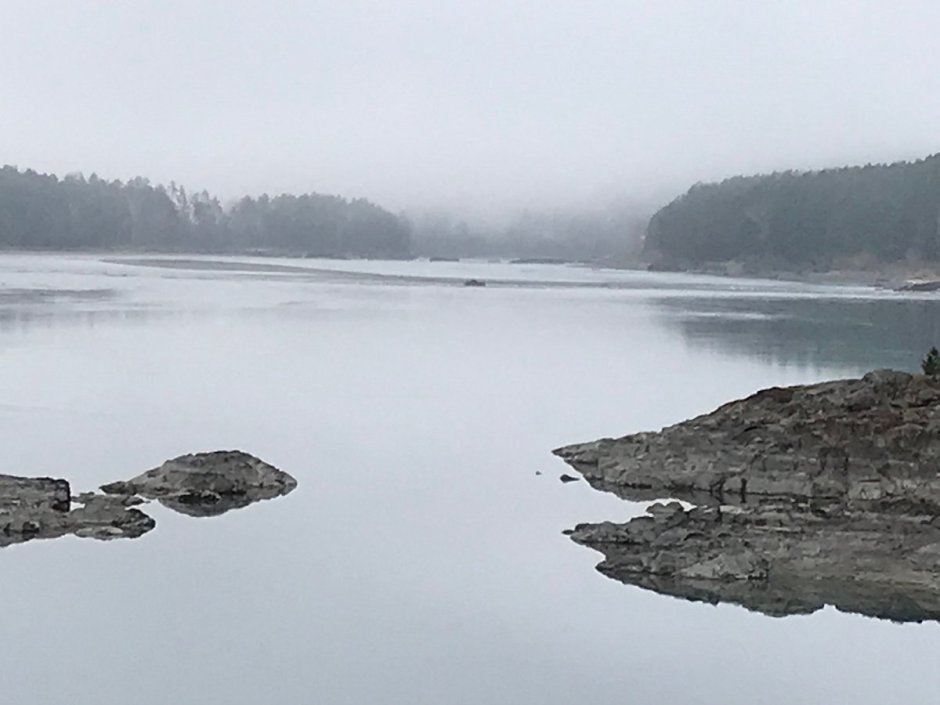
xmin=0 ymin=255 xmax=937 ymax=705
xmin=2 ymin=2 xmax=939 ymax=700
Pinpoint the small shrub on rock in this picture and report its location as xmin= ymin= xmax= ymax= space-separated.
xmin=922 ymin=347 xmax=940 ymax=376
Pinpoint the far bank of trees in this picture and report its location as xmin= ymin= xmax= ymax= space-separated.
xmin=0 ymin=166 xmax=412 ymax=258
xmin=645 ymin=154 xmax=940 ymax=270
xmin=0 ymin=164 xmax=650 ymax=263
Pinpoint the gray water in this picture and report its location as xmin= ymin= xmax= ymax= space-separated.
xmin=0 ymin=254 xmax=937 ymax=704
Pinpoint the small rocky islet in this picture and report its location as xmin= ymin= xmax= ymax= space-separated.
xmin=555 ymin=369 xmax=940 ymax=622
xmin=0 ymin=451 xmax=296 ymax=549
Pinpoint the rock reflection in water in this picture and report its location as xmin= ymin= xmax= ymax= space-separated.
xmin=157 ymin=489 xmax=290 ymax=518
xmin=0 ymin=451 xmax=296 ymax=549
xmin=568 ymin=500 xmax=940 ymax=623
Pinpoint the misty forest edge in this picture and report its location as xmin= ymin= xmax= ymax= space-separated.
xmin=4 ymin=153 xmax=940 ymax=273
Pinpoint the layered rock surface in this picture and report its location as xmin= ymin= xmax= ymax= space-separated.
xmin=555 ymin=370 xmax=940 ymax=622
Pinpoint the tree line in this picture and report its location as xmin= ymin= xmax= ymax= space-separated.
xmin=645 ymin=154 xmax=940 ymax=270
xmin=0 ymin=166 xmax=412 ymax=257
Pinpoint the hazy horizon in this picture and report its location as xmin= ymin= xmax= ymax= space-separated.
xmin=3 ymin=1 xmax=939 ymax=219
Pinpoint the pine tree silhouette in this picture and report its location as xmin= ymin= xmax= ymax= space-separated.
xmin=922 ymin=347 xmax=940 ymax=375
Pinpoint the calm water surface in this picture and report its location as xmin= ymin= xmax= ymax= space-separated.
xmin=0 ymin=254 xmax=937 ymax=704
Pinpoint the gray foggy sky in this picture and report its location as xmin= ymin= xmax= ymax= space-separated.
xmin=2 ymin=0 xmax=939 ymax=216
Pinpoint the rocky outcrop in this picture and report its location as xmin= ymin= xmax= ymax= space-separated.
xmin=100 ymin=451 xmax=297 ymax=517
xmin=556 ymin=370 xmax=940 ymax=511
xmin=0 ymin=475 xmax=154 ymax=547
xmin=555 ymin=370 xmax=940 ymax=622
xmin=0 ymin=451 xmax=296 ymax=549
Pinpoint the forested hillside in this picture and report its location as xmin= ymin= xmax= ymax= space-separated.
xmin=0 ymin=166 xmax=412 ymax=257
xmin=645 ymin=155 xmax=940 ymax=270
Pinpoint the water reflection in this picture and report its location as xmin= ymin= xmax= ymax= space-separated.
xmin=155 ymin=487 xmax=296 ymax=518
xmin=0 ymin=285 xmax=167 ymax=334
xmin=655 ymin=296 xmax=940 ymax=370
xmin=0 ymin=287 xmax=115 ymax=305
xmin=569 ymin=501 xmax=940 ymax=624
xmin=0 ymin=307 xmax=171 ymax=334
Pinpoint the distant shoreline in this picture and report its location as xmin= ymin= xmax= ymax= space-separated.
xmin=635 ymin=259 xmax=940 ymax=291
xmin=5 ymin=249 xmax=939 ymax=292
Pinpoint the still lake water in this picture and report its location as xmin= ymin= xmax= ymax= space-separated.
xmin=0 ymin=254 xmax=938 ymax=704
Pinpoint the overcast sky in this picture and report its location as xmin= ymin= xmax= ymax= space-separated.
xmin=2 ymin=0 xmax=939 ymax=217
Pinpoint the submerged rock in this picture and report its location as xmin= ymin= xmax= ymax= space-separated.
xmin=555 ymin=370 xmax=940 ymax=622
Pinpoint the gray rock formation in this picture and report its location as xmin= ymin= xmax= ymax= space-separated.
xmin=555 ymin=370 xmax=940 ymax=622
xmin=0 ymin=450 xmax=296 ymax=549
xmin=556 ymin=369 xmax=940 ymax=510
xmin=898 ymin=280 xmax=940 ymax=292
xmin=100 ymin=450 xmax=297 ymax=517
xmin=0 ymin=475 xmax=154 ymax=547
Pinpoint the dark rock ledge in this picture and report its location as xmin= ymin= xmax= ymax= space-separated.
xmin=554 ymin=370 xmax=940 ymax=622
xmin=0 ymin=451 xmax=296 ymax=549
